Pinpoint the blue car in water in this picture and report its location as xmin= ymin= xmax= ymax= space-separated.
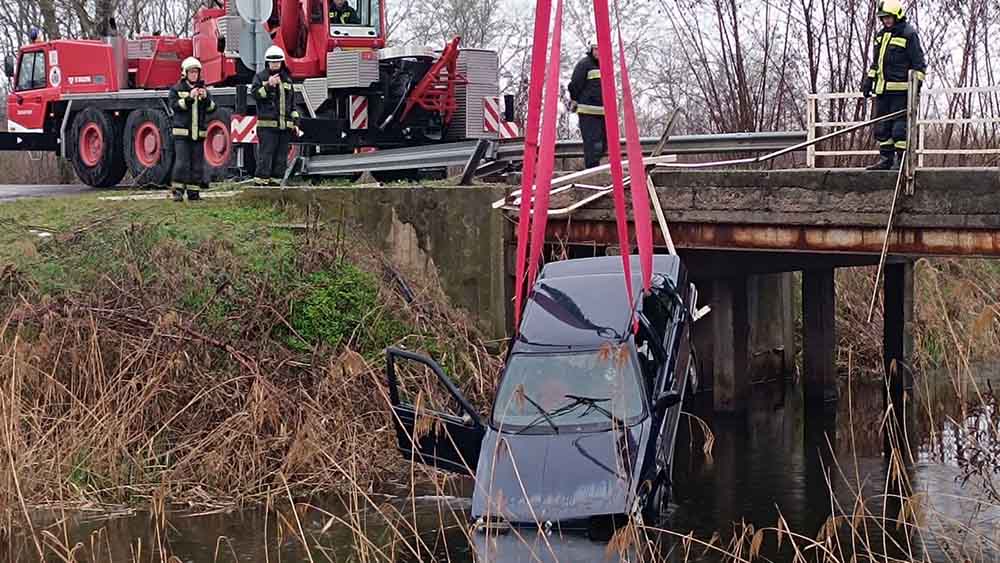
xmin=385 ymin=255 xmax=699 ymax=538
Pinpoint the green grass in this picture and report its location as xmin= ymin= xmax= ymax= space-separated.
xmin=0 ymin=192 xmax=416 ymax=355
xmin=0 ymin=194 xmax=293 ymax=293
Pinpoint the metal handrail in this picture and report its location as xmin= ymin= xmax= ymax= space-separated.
xmin=652 ymin=109 xmax=906 ymax=170
xmin=807 ymin=83 xmax=1000 ymax=167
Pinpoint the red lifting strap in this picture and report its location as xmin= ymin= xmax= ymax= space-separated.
xmin=513 ymin=0 xmax=554 ymax=331
xmin=401 ymin=36 xmax=467 ymax=125
xmin=593 ymin=0 xmax=635 ymax=313
xmin=525 ymin=0 xmax=564 ymax=297
xmin=615 ymin=0 xmax=653 ymax=292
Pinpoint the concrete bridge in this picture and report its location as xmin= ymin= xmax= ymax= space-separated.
xmin=535 ymin=168 xmax=1000 ymax=412
xmin=250 ymin=167 xmax=1000 ymax=413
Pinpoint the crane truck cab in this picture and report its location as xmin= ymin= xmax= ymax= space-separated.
xmin=0 ymin=0 xmax=501 ymax=188
xmin=385 ymin=255 xmax=698 ymax=537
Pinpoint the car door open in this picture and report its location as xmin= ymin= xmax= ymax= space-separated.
xmin=385 ymin=347 xmax=485 ymax=476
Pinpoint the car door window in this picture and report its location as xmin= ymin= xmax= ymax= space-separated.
xmin=16 ymin=51 xmax=45 ymax=91
xmin=635 ymin=322 xmax=661 ymax=384
xmin=384 ymin=348 xmax=485 ymax=476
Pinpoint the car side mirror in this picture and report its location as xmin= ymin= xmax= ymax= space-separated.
xmin=654 ymin=390 xmax=681 ymax=413
xmin=4 ymin=55 xmax=15 ymax=79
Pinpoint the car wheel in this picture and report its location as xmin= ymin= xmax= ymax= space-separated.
xmin=644 ymin=476 xmax=670 ymax=525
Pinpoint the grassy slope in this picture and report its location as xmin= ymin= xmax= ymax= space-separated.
xmin=0 ymin=193 xmax=500 ymax=511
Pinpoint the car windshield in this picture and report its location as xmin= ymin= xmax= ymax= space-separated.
xmin=491 ymin=345 xmax=645 ymax=431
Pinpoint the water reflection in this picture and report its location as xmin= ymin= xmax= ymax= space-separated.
xmin=7 ymin=369 xmax=1000 ymax=562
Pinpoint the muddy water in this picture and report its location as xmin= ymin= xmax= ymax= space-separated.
xmin=6 ymin=368 xmax=999 ymax=562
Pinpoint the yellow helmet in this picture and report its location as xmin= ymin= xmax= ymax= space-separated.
xmin=181 ymin=56 xmax=202 ymax=75
xmin=877 ymin=0 xmax=904 ymax=19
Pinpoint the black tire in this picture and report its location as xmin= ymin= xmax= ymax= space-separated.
xmin=202 ymin=107 xmax=233 ymax=181
xmin=69 ymin=108 xmax=127 ymax=188
xmin=371 ymin=168 xmax=421 ymax=183
xmin=642 ymin=476 xmax=670 ymax=525
xmin=123 ymin=109 xmax=174 ymax=187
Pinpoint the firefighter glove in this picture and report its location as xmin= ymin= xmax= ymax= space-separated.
xmin=861 ymin=76 xmax=874 ymax=98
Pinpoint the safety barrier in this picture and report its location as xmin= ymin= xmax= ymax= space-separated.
xmin=807 ymin=78 xmax=1000 ymax=168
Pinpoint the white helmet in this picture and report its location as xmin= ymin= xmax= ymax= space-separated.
xmin=181 ymin=56 xmax=202 ymax=75
xmin=264 ymin=46 xmax=286 ymax=63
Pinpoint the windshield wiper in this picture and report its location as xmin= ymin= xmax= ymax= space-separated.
xmin=513 ymin=391 xmax=559 ymax=434
xmin=553 ymin=395 xmax=627 ymax=426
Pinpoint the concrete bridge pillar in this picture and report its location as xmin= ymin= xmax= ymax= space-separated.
xmin=711 ymin=277 xmax=750 ymax=413
xmin=701 ymin=273 xmax=796 ymax=414
xmin=882 ymin=262 xmax=913 ymax=402
xmin=802 ymin=268 xmax=838 ymax=404
xmin=748 ymin=273 xmax=796 ymax=380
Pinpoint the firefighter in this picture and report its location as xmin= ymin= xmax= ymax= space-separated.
xmin=329 ymin=0 xmax=360 ymax=25
xmin=861 ymin=0 xmax=926 ymax=171
xmin=568 ymin=42 xmax=605 ymax=169
xmin=168 ymin=57 xmax=215 ymax=201
xmin=251 ymin=46 xmax=302 ymax=185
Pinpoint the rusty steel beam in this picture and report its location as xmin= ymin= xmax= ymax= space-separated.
xmin=544 ymin=220 xmax=1000 ymax=257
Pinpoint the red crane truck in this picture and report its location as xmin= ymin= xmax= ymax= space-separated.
xmin=1 ymin=0 xmax=504 ymax=187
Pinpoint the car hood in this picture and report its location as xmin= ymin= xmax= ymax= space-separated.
xmin=470 ymin=422 xmax=648 ymax=524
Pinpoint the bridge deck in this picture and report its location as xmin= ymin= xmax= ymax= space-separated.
xmin=534 ymin=168 xmax=1000 ymax=258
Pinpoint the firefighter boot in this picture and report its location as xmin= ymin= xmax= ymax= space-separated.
xmin=171 ymin=187 xmax=185 ymax=202
xmin=187 ymin=188 xmax=202 ymax=201
xmin=890 ymin=150 xmax=904 ymax=171
xmin=866 ymin=149 xmax=895 ymax=171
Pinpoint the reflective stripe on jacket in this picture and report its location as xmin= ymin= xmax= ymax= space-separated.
xmin=251 ymin=68 xmax=301 ymax=130
xmin=568 ymin=53 xmax=603 ymax=115
xmin=169 ymin=79 xmax=216 ymax=141
xmin=868 ymin=21 xmax=927 ymax=95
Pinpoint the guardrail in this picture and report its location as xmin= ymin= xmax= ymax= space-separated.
xmin=292 ymin=131 xmax=810 ymax=181
xmin=500 ymin=131 xmax=807 ymax=161
xmin=300 ymin=140 xmax=484 ymax=176
xmin=806 ymin=83 xmax=1000 ymax=167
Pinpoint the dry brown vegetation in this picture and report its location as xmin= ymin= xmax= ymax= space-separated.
xmin=836 ymin=259 xmax=1000 ymax=377
xmin=0 ymin=198 xmax=501 ymax=542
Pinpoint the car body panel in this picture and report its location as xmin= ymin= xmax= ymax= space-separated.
xmin=384 ymin=255 xmax=696 ymax=528
xmin=470 ymin=421 xmax=649 ymax=523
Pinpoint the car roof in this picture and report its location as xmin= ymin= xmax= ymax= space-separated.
xmin=540 ymin=255 xmax=681 ymax=282
xmin=516 ymin=256 xmax=684 ymax=351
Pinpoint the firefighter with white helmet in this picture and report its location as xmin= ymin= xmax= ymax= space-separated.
xmin=251 ymin=46 xmax=301 ymax=185
xmin=168 ymin=56 xmax=216 ymax=200
xmin=861 ymin=0 xmax=926 ymax=170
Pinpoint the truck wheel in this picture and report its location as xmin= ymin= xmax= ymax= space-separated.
xmin=124 ymin=109 xmax=174 ymax=187
xmin=203 ymin=107 xmax=233 ymax=181
xmin=70 ymin=108 xmax=127 ymax=188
